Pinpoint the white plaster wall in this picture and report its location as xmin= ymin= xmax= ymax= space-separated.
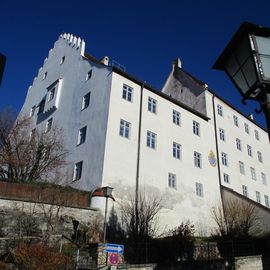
xmin=19 ymin=35 xmax=113 ymax=191
xmin=102 ymin=73 xmax=221 ymax=235
xmin=213 ymin=96 xmax=270 ymax=206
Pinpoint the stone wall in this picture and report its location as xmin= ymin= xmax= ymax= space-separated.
xmin=234 ymin=255 xmax=263 ymax=270
xmin=0 ymin=181 xmax=91 ymax=208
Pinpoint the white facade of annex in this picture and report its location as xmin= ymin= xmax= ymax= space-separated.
xmin=213 ymin=96 xmax=270 ymax=206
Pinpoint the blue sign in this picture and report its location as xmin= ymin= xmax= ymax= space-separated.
xmin=105 ymin=243 xmax=124 ymax=254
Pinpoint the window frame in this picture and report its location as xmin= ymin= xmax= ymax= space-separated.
xmin=261 ymin=172 xmax=267 ymax=185
xmin=148 ymin=97 xmax=157 ymax=114
xmin=247 ymin=145 xmax=253 ymax=157
xmin=217 ymin=104 xmax=223 ymax=117
xmin=147 ymin=130 xmax=156 ymax=149
xmin=173 ymin=142 xmax=181 ymax=159
xmin=119 ymin=119 xmax=131 ymax=139
xmin=196 ymin=182 xmax=204 ymax=197
xmin=81 ymin=92 xmax=91 ymax=110
xmin=256 ymin=191 xmax=261 ymax=204
xmin=194 ymin=151 xmax=202 ymax=168
xmin=244 ymin=123 xmax=250 ymax=134
xmin=173 ymin=110 xmax=181 ymax=126
xmin=168 ymin=173 xmax=177 ymax=189
xmin=223 ymin=173 xmax=230 ymax=184
xmin=257 ymin=151 xmax=263 ymax=163
xmin=255 ymin=130 xmax=260 ymax=141
xmin=242 ymin=185 xmax=248 ymax=197
xmin=239 ymin=161 xmax=245 ymax=175
xmin=236 ymin=138 xmax=242 ymax=151
xmin=73 ymin=161 xmax=83 ymax=181
xmin=250 ymin=167 xmax=256 ymax=180
xmin=193 ymin=120 xmax=200 ymax=136
xmin=221 ymin=152 xmax=228 ymax=167
xmin=219 ymin=128 xmax=225 ymax=141
xmin=233 ymin=115 xmax=239 ymax=127
xmin=77 ymin=126 xmax=87 ymax=145
xmin=122 ymin=84 xmax=133 ymax=102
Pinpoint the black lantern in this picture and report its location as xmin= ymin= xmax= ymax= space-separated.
xmin=213 ymin=22 xmax=270 ymax=139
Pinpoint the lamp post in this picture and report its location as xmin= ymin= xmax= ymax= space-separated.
xmin=102 ymin=186 xmax=113 ymax=244
xmin=0 ymin=53 xmax=6 ymax=87
xmin=213 ymin=22 xmax=270 ymax=140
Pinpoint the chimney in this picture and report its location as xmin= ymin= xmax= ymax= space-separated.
xmin=101 ymin=56 xmax=109 ymax=66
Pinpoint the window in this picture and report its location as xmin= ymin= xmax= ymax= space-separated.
xmin=254 ymin=130 xmax=260 ymax=141
xmin=122 ymin=84 xmax=133 ymax=102
xmin=265 ymin=195 xmax=269 ymax=208
xmin=173 ymin=110 xmax=181 ymax=126
xmin=219 ymin=128 xmax=225 ymax=141
xmin=38 ymin=99 xmax=45 ymax=114
xmin=193 ymin=121 xmax=200 ymax=136
xmin=148 ymin=97 xmax=157 ymax=113
xmin=217 ymin=104 xmax=223 ymax=116
xmin=250 ymin=167 xmax=256 ymax=180
xmin=247 ymin=145 xmax=252 ymax=157
xmin=236 ymin=138 xmax=242 ymax=151
xmin=221 ymin=152 xmax=228 ymax=166
xmin=196 ymin=182 xmax=203 ymax=197
xmin=262 ymin=173 xmax=267 ymax=185
xmin=239 ymin=161 xmax=245 ymax=175
xmin=119 ymin=119 xmax=130 ymax=139
xmin=242 ymin=185 xmax=248 ymax=197
xmin=173 ymin=142 xmax=181 ymax=159
xmin=45 ymin=118 xmax=53 ymax=132
xmin=257 ymin=151 xmax=263 ymax=163
xmin=86 ymin=70 xmax=92 ymax=81
xmin=47 ymin=86 xmax=55 ymax=102
xmin=168 ymin=173 xmax=177 ymax=189
xmin=194 ymin=151 xmax=202 ymax=168
xmin=30 ymin=106 xmax=35 ymax=117
xmin=147 ymin=131 xmax=156 ymax=149
xmin=42 ymin=72 xmax=47 ymax=80
xmin=77 ymin=126 xmax=87 ymax=145
xmin=256 ymin=191 xmax=261 ymax=204
xmin=233 ymin=115 xmax=239 ymax=127
xmin=81 ymin=92 xmax=91 ymax=110
xmin=223 ymin=173 xmax=230 ymax=184
xmin=60 ymin=56 xmax=65 ymax=65
xmin=244 ymin=123 xmax=249 ymax=134
xmin=73 ymin=161 xmax=83 ymax=181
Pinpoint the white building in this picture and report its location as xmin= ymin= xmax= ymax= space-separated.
xmin=19 ymin=33 xmax=270 ymax=235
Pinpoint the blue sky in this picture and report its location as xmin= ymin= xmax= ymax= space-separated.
xmin=1 ymin=0 xmax=270 ymax=128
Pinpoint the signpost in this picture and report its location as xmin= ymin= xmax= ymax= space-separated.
xmin=105 ymin=243 xmax=124 ymax=255
xmin=109 ymin=253 xmax=120 ymax=265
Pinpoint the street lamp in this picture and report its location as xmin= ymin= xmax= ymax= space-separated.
xmin=213 ymin=22 xmax=270 ymax=139
xmin=102 ymin=186 xmax=113 ymax=244
xmin=0 ymin=53 xmax=6 ymax=87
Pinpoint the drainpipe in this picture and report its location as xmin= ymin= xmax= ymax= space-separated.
xmin=135 ymin=82 xmax=145 ymax=236
xmin=212 ymin=95 xmax=227 ymax=227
